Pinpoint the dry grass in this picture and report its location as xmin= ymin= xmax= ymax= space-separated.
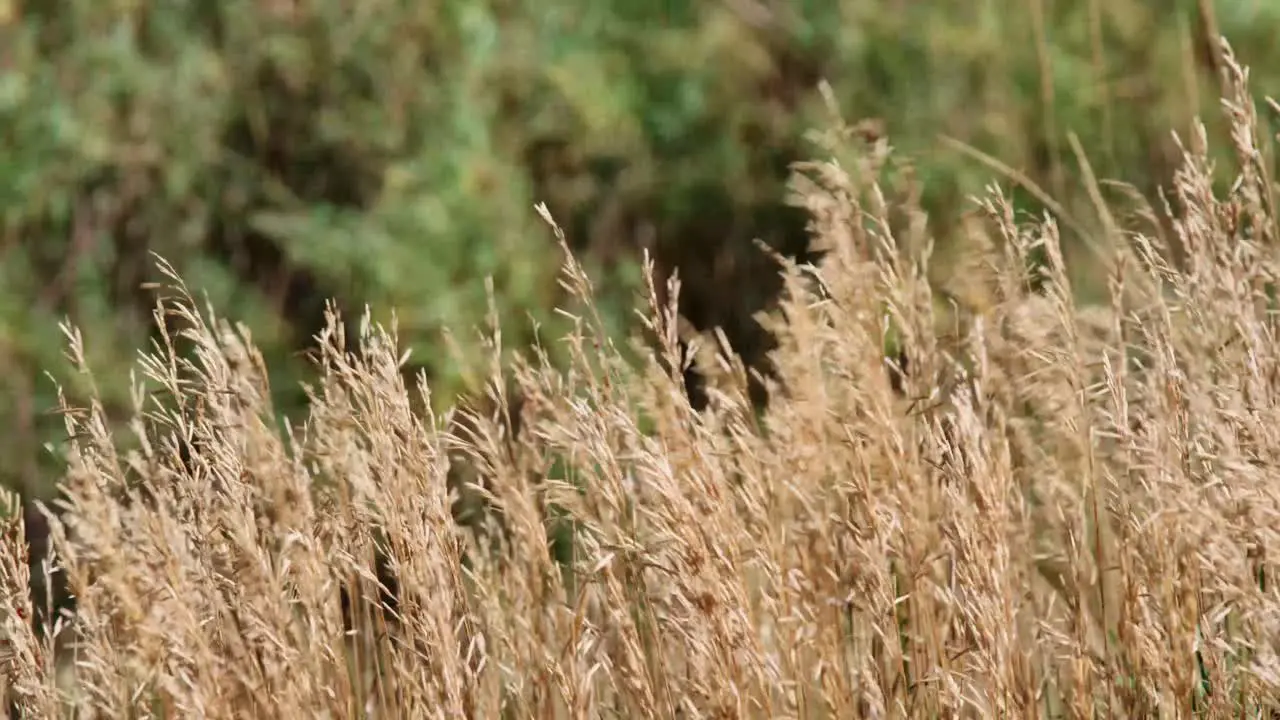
xmin=4 ymin=41 xmax=1280 ymax=720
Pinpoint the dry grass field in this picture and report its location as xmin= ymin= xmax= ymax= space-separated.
xmin=4 ymin=43 xmax=1280 ymax=720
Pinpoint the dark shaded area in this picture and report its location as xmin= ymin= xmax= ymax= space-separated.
xmin=338 ymin=540 xmax=401 ymax=634
xmin=662 ymin=190 xmax=824 ymax=409
xmin=22 ymin=496 xmax=73 ymax=645
xmin=205 ymin=62 xmax=383 ymax=352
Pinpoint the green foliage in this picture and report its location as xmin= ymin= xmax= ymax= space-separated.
xmin=3 ymin=0 xmax=1280 ymax=498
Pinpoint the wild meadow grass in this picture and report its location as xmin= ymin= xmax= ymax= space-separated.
xmin=4 ymin=42 xmax=1280 ymax=720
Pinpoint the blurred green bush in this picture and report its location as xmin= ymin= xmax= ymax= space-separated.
xmin=2 ymin=0 xmax=1279 ymax=498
